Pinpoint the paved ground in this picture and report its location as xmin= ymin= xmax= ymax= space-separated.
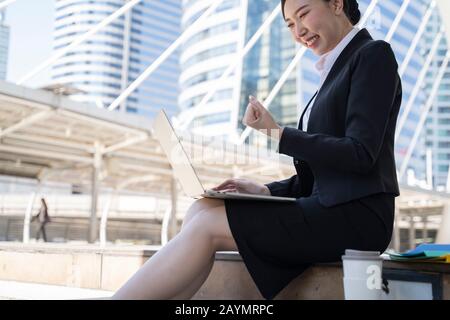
xmin=0 ymin=280 xmax=114 ymax=300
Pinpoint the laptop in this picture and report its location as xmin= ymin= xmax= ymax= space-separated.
xmin=153 ymin=109 xmax=296 ymax=202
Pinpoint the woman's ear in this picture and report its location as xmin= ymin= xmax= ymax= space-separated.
xmin=331 ymin=0 xmax=345 ymax=15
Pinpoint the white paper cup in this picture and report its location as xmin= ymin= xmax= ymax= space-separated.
xmin=342 ymin=250 xmax=383 ymax=300
xmin=342 ymin=257 xmax=383 ymax=278
xmin=343 ymin=277 xmax=382 ymax=300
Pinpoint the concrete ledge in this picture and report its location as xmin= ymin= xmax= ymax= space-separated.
xmin=0 ymin=242 xmax=449 ymax=299
xmin=0 ymin=242 xmax=158 ymax=291
xmin=212 ymin=252 xmax=450 ymax=299
xmin=193 ymin=258 xmax=346 ymax=300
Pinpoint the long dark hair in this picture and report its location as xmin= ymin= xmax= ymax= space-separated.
xmin=281 ymin=0 xmax=361 ymax=26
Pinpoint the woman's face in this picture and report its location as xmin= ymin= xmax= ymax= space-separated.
xmin=284 ymin=0 xmax=351 ymax=56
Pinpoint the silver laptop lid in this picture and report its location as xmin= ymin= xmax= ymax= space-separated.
xmin=153 ymin=110 xmax=205 ymax=197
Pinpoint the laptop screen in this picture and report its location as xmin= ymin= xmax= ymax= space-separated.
xmin=153 ymin=110 xmax=205 ymax=197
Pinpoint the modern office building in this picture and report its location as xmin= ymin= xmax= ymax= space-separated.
xmin=356 ymin=0 xmax=430 ymax=184
xmin=0 ymin=9 xmax=10 ymax=80
xmin=237 ymin=0 xmax=297 ymax=138
xmin=358 ymin=0 xmax=448 ymax=189
xmin=175 ymin=0 xmax=308 ymax=139
xmin=178 ymin=0 xmax=297 ymax=142
xmin=421 ymin=4 xmax=450 ymax=190
xmin=51 ymin=0 xmax=182 ymax=118
xmin=178 ymin=0 xmax=244 ymax=139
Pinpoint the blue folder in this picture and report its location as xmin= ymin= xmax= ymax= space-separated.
xmin=388 ymin=244 xmax=450 ymax=262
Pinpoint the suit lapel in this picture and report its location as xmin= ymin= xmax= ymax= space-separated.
xmin=304 ymin=28 xmax=374 ymax=130
xmin=316 ymin=28 xmax=373 ymax=99
xmin=297 ymin=28 xmax=373 ymax=132
xmin=298 ymin=90 xmax=318 ymax=130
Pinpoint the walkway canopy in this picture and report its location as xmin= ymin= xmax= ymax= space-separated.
xmin=0 ymin=81 xmax=294 ymax=195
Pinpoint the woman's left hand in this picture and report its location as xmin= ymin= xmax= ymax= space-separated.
xmin=242 ymin=96 xmax=283 ymax=139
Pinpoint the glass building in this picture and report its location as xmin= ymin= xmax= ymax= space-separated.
xmin=179 ymin=0 xmax=297 ymax=142
xmin=237 ymin=0 xmax=297 ymax=135
xmin=355 ymin=0 xmax=448 ymax=188
xmin=51 ymin=0 xmax=182 ymax=118
xmin=178 ymin=0 xmax=243 ymax=139
xmin=0 ymin=9 xmax=10 ymax=80
xmin=420 ymin=3 xmax=450 ymax=189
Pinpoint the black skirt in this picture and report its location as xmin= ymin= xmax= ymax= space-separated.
xmin=224 ymin=190 xmax=395 ymax=300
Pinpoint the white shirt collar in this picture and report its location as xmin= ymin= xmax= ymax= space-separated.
xmin=315 ymin=27 xmax=361 ymax=78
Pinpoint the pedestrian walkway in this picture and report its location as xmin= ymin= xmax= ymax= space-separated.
xmin=0 ymin=280 xmax=114 ymax=300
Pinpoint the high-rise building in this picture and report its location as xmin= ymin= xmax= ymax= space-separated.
xmin=357 ymin=0 xmax=435 ymax=184
xmin=237 ymin=0 xmax=297 ymax=139
xmin=178 ymin=0 xmax=298 ymax=144
xmin=51 ymin=0 xmax=182 ymax=118
xmin=178 ymin=0 xmax=244 ymax=139
xmin=0 ymin=9 xmax=10 ymax=80
xmin=421 ymin=5 xmax=450 ymax=190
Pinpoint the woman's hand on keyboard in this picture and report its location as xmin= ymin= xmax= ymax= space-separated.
xmin=212 ymin=178 xmax=271 ymax=196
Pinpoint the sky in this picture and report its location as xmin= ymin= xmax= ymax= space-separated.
xmin=5 ymin=0 xmax=55 ymax=88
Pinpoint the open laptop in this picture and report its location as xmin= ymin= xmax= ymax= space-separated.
xmin=153 ymin=109 xmax=296 ymax=202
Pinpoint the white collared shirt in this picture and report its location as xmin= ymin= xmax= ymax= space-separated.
xmin=302 ymin=27 xmax=360 ymax=131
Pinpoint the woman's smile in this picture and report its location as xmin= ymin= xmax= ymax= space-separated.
xmin=283 ymin=0 xmax=358 ymax=56
xmin=306 ymin=35 xmax=320 ymax=48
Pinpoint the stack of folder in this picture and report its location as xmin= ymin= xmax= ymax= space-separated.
xmin=387 ymin=244 xmax=450 ymax=263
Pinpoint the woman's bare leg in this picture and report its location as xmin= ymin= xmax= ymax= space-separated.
xmin=173 ymin=206 xmax=238 ymax=300
xmin=170 ymin=199 xmax=224 ymax=300
xmin=112 ymin=205 xmax=237 ymax=300
xmin=170 ymin=255 xmax=215 ymax=300
xmin=112 ymin=219 xmax=215 ymax=300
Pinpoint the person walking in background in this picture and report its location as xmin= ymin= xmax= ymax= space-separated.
xmin=31 ymin=198 xmax=51 ymax=242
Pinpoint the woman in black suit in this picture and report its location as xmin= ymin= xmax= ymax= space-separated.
xmin=113 ymin=0 xmax=402 ymax=300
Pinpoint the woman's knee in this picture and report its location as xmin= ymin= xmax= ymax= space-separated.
xmin=182 ymin=198 xmax=223 ymax=229
xmin=187 ymin=207 xmax=237 ymax=251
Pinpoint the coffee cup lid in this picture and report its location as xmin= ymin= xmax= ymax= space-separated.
xmin=345 ymin=249 xmax=380 ymax=256
xmin=342 ymin=255 xmax=383 ymax=261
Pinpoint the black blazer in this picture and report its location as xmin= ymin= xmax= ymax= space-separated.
xmin=266 ymin=28 xmax=402 ymax=207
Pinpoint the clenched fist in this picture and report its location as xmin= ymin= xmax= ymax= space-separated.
xmin=242 ymin=95 xmax=284 ymax=140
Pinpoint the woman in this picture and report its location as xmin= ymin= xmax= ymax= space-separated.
xmin=31 ymin=198 xmax=51 ymax=242
xmin=113 ymin=0 xmax=402 ymax=300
